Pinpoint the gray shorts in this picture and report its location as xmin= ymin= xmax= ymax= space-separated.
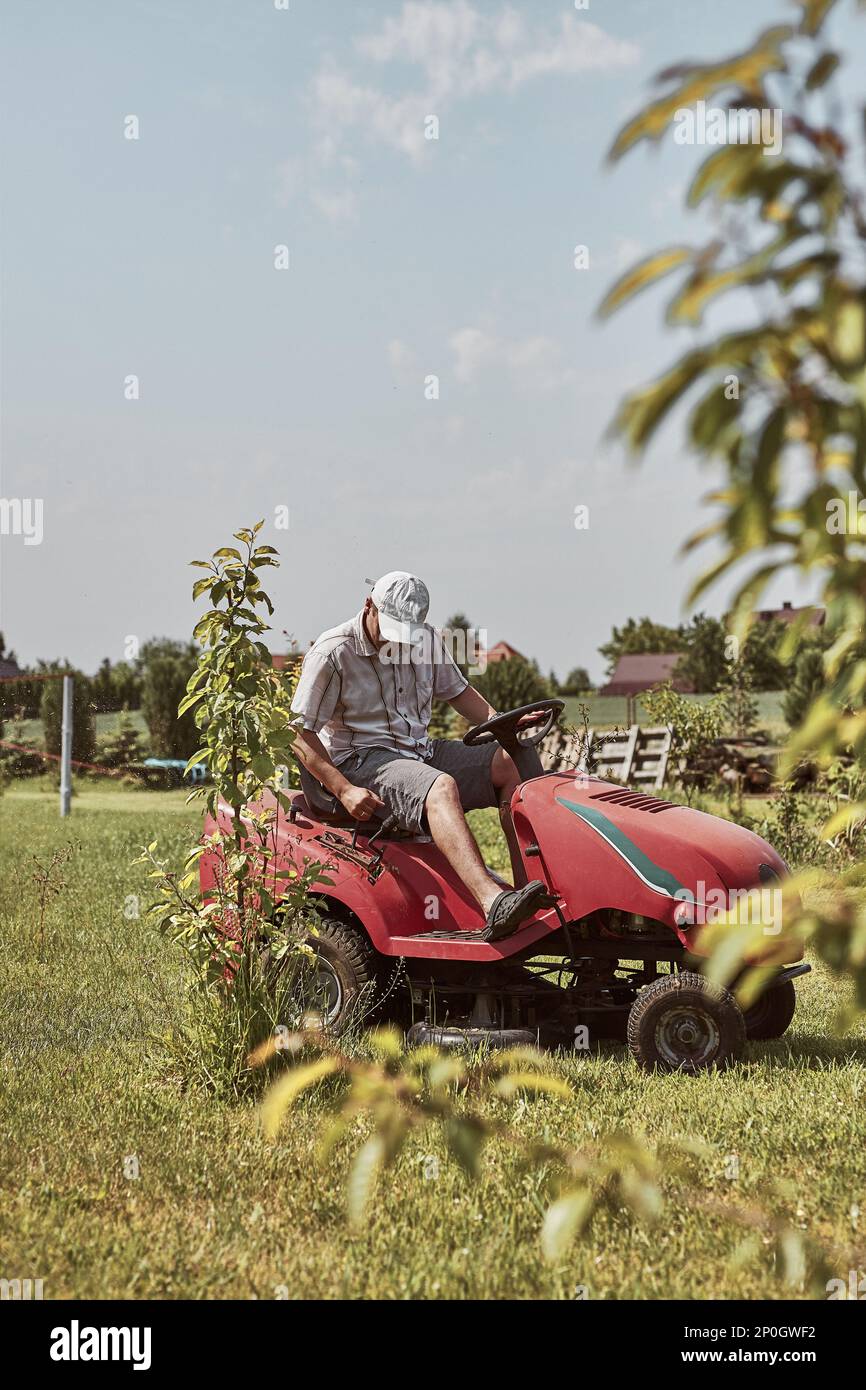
xmin=339 ymin=739 xmax=499 ymax=833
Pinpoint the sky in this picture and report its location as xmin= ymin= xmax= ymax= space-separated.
xmin=2 ymin=0 xmax=865 ymax=682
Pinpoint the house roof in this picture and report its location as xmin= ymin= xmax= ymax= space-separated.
xmin=600 ymin=652 xmax=691 ymax=696
xmin=484 ymin=641 xmax=526 ymax=664
xmin=753 ymin=602 xmax=825 ymax=626
xmin=0 ymin=658 xmax=24 ymax=680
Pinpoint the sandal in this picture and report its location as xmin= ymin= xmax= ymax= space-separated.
xmin=480 ymin=880 xmax=551 ymax=943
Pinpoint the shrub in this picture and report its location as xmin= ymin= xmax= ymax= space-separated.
xmin=97 ymin=709 xmax=146 ymax=768
xmin=641 ymin=684 xmax=724 ymax=804
xmin=783 ymin=647 xmax=827 ymax=731
xmin=140 ymin=639 xmax=200 ymax=758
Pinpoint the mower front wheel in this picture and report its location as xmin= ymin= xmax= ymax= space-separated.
xmin=627 ymin=971 xmax=745 ymax=1074
xmin=743 ymin=978 xmax=796 ymax=1040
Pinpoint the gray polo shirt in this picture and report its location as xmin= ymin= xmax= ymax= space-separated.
xmin=290 ymin=610 xmax=468 ymax=764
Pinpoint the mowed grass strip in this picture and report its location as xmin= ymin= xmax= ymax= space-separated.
xmin=1 ymin=782 xmax=865 ymax=1300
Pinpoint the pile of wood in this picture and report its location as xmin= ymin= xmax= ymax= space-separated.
xmin=685 ymin=737 xmax=776 ymax=793
xmin=540 ymin=726 xmax=804 ymax=794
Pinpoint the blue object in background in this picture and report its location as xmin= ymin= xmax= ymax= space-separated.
xmin=143 ymin=758 xmax=208 ymax=784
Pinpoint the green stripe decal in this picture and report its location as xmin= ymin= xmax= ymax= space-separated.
xmin=556 ymin=797 xmax=689 ymax=902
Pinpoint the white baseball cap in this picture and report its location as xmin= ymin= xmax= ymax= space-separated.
xmin=370 ymin=571 xmax=430 ymax=645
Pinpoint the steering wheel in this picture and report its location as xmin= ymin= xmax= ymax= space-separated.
xmin=463 ymin=698 xmax=565 ymax=750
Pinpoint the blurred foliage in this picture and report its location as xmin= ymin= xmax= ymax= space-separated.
xmin=605 ymin=0 xmax=866 ymax=1004
xmin=252 ymin=1024 xmax=842 ymax=1292
xmin=783 ymin=645 xmax=828 ymax=727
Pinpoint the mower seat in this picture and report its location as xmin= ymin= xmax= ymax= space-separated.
xmin=291 ymin=764 xmax=396 ymax=833
xmin=289 ymin=792 xmax=358 ymax=828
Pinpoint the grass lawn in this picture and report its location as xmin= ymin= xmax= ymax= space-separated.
xmin=16 ymin=710 xmax=150 ymax=750
xmin=2 ymin=780 xmax=865 ymax=1300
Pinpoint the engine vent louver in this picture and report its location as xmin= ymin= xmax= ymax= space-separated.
xmin=590 ymin=788 xmax=678 ymax=814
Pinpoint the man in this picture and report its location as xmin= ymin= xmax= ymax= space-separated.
xmin=290 ymin=571 xmax=550 ymax=940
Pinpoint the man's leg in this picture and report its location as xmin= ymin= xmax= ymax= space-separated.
xmin=424 ymin=774 xmax=503 ymax=915
xmin=490 ymin=748 xmax=524 ymax=887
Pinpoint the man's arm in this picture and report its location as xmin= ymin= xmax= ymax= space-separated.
xmin=448 ymin=685 xmax=548 ymax=730
xmin=292 ymin=727 xmax=384 ymax=821
xmin=448 ymin=686 xmax=497 ymax=725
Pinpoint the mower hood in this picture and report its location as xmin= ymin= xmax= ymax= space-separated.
xmin=514 ymin=774 xmax=793 ymax=954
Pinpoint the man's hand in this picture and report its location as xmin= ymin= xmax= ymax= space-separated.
xmin=340 ymin=785 xmax=386 ymax=821
xmin=516 ymin=708 xmax=547 ymax=729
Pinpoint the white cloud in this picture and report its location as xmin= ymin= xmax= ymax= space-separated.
xmin=310 ymin=186 xmax=360 ymax=224
xmin=307 ymin=2 xmax=640 ymax=212
xmin=450 ymin=325 xmax=577 ymax=391
xmin=310 ymin=66 xmax=431 ymax=162
xmin=353 ymin=4 xmax=637 ymax=100
xmin=387 ymin=338 xmax=417 ymax=371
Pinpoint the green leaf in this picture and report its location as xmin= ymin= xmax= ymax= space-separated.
xmin=598 ymin=248 xmax=691 ymax=319
xmin=177 ymin=690 xmax=206 ymax=716
xmin=541 ymin=1189 xmax=594 ymax=1262
xmin=799 ymin=0 xmax=839 ymax=38
xmin=493 ymin=1072 xmax=572 ymax=1100
xmin=805 ymin=50 xmax=840 ymax=88
xmin=260 ymin=1057 xmax=341 ymax=1136
xmin=347 ymin=1134 xmax=385 ymax=1229
xmin=444 ymin=1116 xmax=486 ymax=1178
xmin=608 ymin=26 xmax=793 ymax=162
xmin=611 ymin=350 xmax=709 ymax=451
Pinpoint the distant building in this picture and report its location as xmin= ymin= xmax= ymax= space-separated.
xmin=0 ymin=656 xmax=24 ymax=680
xmin=483 ymin=641 xmax=526 ymax=665
xmin=600 ymin=652 xmax=694 ymax=697
xmin=753 ymin=600 xmax=825 ymax=627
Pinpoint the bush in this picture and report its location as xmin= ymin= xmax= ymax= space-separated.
xmin=97 ymin=709 xmax=146 ymax=768
xmin=558 ymin=666 xmax=592 ymax=696
xmin=641 ymin=683 xmax=724 ymax=804
xmin=141 ymin=639 xmax=200 ymax=758
xmin=783 ymin=647 xmax=826 ymax=731
xmin=0 ymin=717 xmax=44 ymax=779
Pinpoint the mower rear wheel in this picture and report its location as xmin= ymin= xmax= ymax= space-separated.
xmin=627 ymin=971 xmax=745 ymax=1074
xmin=743 ymin=978 xmax=796 ymax=1040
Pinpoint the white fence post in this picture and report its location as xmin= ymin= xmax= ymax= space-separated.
xmin=59 ymin=674 xmax=73 ymax=817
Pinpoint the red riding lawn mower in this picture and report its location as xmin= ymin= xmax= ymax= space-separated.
xmin=201 ymin=700 xmax=809 ymax=1073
